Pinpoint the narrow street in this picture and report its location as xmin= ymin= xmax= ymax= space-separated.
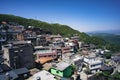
xmin=79 ymin=68 xmax=88 ymax=80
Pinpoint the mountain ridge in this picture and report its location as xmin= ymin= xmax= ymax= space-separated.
xmin=87 ymin=29 xmax=120 ymax=35
xmin=0 ymin=14 xmax=80 ymax=36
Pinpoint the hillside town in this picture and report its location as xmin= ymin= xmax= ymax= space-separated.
xmin=0 ymin=22 xmax=120 ymax=80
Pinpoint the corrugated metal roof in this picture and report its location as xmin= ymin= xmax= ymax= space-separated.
xmin=13 ymin=68 xmax=29 ymax=75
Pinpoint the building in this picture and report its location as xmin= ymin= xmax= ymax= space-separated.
xmin=27 ymin=70 xmax=56 ymax=80
xmin=36 ymin=35 xmax=47 ymax=46
xmin=52 ymin=41 xmax=64 ymax=47
xmin=23 ymin=29 xmax=37 ymax=45
xmin=84 ymin=56 xmax=103 ymax=73
xmin=16 ymin=33 xmax=24 ymax=41
xmin=62 ymin=53 xmax=74 ymax=63
xmin=36 ymin=57 xmax=56 ymax=64
xmin=0 ymin=30 xmax=7 ymax=43
xmin=62 ymin=47 xmax=71 ymax=54
xmin=50 ymin=61 xmax=73 ymax=77
xmin=70 ymin=55 xmax=83 ymax=72
xmin=34 ymin=46 xmax=57 ymax=64
xmin=71 ymin=35 xmax=80 ymax=41
xmin=0 ymin=50 xmax=11 ymax=74
xmin=51 ymin=34 xmax=62 ymax=41
xmin=100 ymin=64 xmax=113 ymax=73
xmin=2 ymin=41 xmax=35 ymax=69
xmin=0 ymin=67 xmax=30 ymax=80
xmin=12 ymin=68 xmax=30 ymax=80
xmin=52 ymin=46 xmax=62 ymax=57
xmin=65 ymin=41 xmax=78 ymax=53
xmin=111 ymin=55 xmax=120 ymax=64
xmin=0 ymin=70 xmax=18 ymax=80
xmin=45 ymin=34 xmax=52 ymax=42
xmin=0 ymin=22 xmax=25 ymax=41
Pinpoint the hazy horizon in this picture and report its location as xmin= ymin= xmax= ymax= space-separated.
xmin=0 ymin=0 xmax=120 ymax=32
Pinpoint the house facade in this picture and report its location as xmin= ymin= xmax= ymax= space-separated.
xmin=84 ymin=57 xmax=103 ymax=73
xmin=34 ymin=47 xmax=57 ymax=59
xmin=36 ymin=35 xmax=47 ymax=46
xmin=50 ymin=61 xmax=73 ymax=77
xmin=2 ymin=41 xmax=35 ymax=69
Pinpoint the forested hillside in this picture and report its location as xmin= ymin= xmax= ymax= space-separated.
xmin=89 ymin=33 xmax=120 ymax=52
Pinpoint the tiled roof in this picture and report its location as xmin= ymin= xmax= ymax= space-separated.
xmin=36 ymin=57 xmax=55 ymax=64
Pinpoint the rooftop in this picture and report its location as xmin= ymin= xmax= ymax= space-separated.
xmin=12 ymin=68 xmax=29 ymax=75
xmin=0 ymin=64 xmax=11 ymax=73
xmin=34 ymin=50 xmax=56 ymax=54
xmin=36 ymin=57 xmax=56 ymax=64
xmin=100 ymin=64 xmax=113 ymax=71
xmin=28 ymin=70 xmax=56 ymax=80
xmin=8 ymin=41 xmax=31 ymax=45
xmin=88 ymin=60 xmax=102 ymax=65
xmin=52 ymin=61 xmax=71 ymax=71
xmin=0 ymin=71 xmax=18 ymax=80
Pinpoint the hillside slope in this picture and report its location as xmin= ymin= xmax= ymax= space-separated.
xmin=88 ymin=33 xmax=120 ymax=52
xmin=0 ymin=14 xmax=80 ymax=36
xmin=0 ymin=14 xmax=109 ymax=51
xmin=89 ymin=33 xmax=120 ymax=45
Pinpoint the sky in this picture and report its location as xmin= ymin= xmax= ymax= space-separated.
xmin=0 ymin=0 xmax=120 ymax=32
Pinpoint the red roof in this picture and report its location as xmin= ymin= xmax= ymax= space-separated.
xmin=36 ymin=57 xmax=56 ymax=64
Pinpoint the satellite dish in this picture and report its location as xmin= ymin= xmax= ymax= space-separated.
xmin=36 ymin=76 xmax=41 ymax=80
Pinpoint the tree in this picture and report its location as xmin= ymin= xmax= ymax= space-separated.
xmin=104 ymin=52 xmax=112 ymax=59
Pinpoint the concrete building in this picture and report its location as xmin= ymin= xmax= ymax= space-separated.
xmin=2 ymin=41 xmax=35 ymax=69
xmin=51 ymin=34 xmax=62 ymax=41
xmin=0 ymin=22 xmax=25 ymax=41
xmin=71 ymin=55 xmax=84 ymax=72
xmin=16 ymin=33 xmax=24 ymax=41
xmin=71 ymin=35 xmax=80 ymax=41
xmin=34 ymin=46 xmax=57 ymax=64
xmin=84 ymin=56 xmax=103 ymax=73
xmin=62 ymin=47 xmax=71 ymax=54
xmin=0 ymin=67 xmax=30 ymax=80
xmin=52 ymin=41 xmax=64 ymax=47
xmin=62 ymin=53 xmax=74 ymax=63
xmin=36 ymin=35 xmax=47 ymax=46
xmin=50 ymin=61 xmax=73 ymax=77
xmin=65 ymin=40 xmax=78 ymax=53
xmin=27 ymin=70 xmax=56 ymax=80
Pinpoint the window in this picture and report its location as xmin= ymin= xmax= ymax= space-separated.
xmin=14 ymin=50 xmax=19 ymax=53
xmin=24 ymin=74 xmax=27 ymax=78
xmin=20 ymin=50 xmax=23 ymax=52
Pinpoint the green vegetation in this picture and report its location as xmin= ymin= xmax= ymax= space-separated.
xmin=80 ymin=32 xmax=106 ymax=48
xmin=71 ymin=64 xmax=77 ymax=71
xmin=102 ymin=71 xmax=120 ymax=80
xmin=104 ymin=52 xmax=112 ymax=59
xmin=90 ymin=33 xmax=120 ymax=52
xmin=89 ymin=71 xmax=120 ymax=80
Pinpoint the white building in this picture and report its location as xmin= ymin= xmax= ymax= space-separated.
xmin=65 ymin=42 xmax=75 ymax=52
xmin=84 ymin=56 xmax=103 ymax=73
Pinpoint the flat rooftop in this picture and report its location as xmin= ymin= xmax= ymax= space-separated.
xmin=34 ymin=50 xmax=56 ymax=54
xmin=52 ymin=61 xmax=71 ymax=71
xmin=27 ymin=70 xmax=56 ymax=80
